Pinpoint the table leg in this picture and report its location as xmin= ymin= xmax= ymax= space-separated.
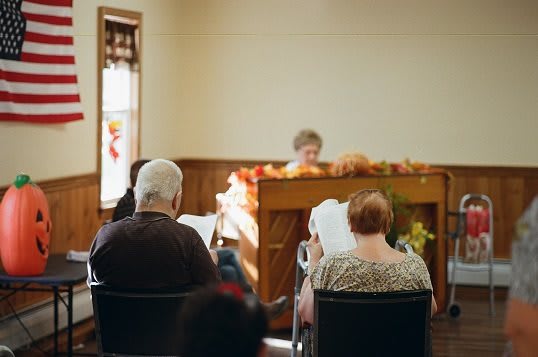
xmin=68 ymin=285 xmax=73 ymax=357
xmin=53 ymin=287 xmax=59 ymax=356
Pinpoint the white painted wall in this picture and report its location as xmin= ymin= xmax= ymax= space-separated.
xmin=0 ymin=0 xmax=536 ymax=185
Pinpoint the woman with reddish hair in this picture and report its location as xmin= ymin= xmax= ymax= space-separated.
xmin=299 ymin=189 xmax=437 ymax=325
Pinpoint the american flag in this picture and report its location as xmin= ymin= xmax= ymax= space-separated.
xmin=0 ymin=0 xmax=83 ymax=123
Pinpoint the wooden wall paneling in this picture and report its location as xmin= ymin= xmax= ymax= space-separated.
xmin=498 ymin=177 xmax=525 ymax=258
xmin=488 ymin=177 xmax=507 ymax=258
xmin=178 ymin=163 xmax=229 ymax=215
xmin=525 ymin=177 xmax=538 ymax=208
xmin=179 ymin=166 xmax=205 ymax=215
xmin=43 ymin=177 xmax=102 ymax=254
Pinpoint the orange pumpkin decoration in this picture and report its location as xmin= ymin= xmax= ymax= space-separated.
xmin=0 ymin=174 xmax=52 ymax=276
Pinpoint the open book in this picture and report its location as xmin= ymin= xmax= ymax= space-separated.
xmin=177 ymin=214 xmax=218 ymax=249
xmin=308 ymin=199 xmax=357 ymax=255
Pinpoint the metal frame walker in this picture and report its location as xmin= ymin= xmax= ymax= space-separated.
xmin=447 ymin=193 xmax=495 ymax=318
xmin=291 ymin=241 xmax=309 ymax=357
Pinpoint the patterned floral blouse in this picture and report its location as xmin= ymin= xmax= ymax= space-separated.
xmin=310 ymin=251 xmax=433 ymax=293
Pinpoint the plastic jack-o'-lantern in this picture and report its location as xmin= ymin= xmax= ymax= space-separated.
xmin=0 ymin=174 xmax=52 ymax=276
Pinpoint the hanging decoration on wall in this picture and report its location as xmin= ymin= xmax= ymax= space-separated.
xmin=0 ymin=0 xmax=84 ymax=124
xmin=107 ymin=119 xmax=122 ymax=162
xmin=0 ymin=174 xmax=52 ymax=276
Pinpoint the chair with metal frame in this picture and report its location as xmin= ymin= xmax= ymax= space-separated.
xmin=90 ymin=283 xmax=191 ymax=357
xmin=313 ymin=289 xmax=432 ymax=357
xmin=0 ymin=346 xmax=15 ymax=357
xmin=291 ymin=240 xmax=421 ymax=357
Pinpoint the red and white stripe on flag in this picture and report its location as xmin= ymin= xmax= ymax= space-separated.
xmin=0 ymin=0 xmax=83 ymax=124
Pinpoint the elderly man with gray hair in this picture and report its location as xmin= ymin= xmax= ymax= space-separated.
xmin=88 ymin=159 xmax=288 ymax=320
xmin=88 ymin=159 xmax=220 ymax=289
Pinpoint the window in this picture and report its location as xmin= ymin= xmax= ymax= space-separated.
xmin=97 ymin=8 xmax=141 ymax=208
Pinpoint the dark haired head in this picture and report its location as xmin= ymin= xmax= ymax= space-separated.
xmin=180 ymin=283 xmax=268 ymax=357
xmin=130 ymin=159 xmax=150 ymax=187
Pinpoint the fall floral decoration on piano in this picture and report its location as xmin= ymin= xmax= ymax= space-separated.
xmin=234 ymin=163 xmax=326 ymax=181
xmin=330 ymin=152 xmax=443 ymax=177
xmin=219 ymin=153 xmax=445 ymax=222
xmin=224 ymin=164 xmax=326 ymax=218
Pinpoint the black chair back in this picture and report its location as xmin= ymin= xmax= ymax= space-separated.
xmin=91 ymin=283 xmax=191 ymax=357
xmin=313 ymin=289 xmax=432 ymax=357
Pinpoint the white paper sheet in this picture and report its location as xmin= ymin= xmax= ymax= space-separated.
xmin=308 ymin=199 xmax=356 ymax=255
xmin=177 ymin=214 xmax=218 ymax=248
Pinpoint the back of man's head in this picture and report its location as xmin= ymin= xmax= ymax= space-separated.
xmin=135 ymin=159 xmax=183 ymax=208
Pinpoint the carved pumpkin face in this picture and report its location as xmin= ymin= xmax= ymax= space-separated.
xmin=0 ymin=174 xmax=52 ymax=276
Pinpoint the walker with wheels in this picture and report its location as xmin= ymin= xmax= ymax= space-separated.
xmin=447 ymin=193 xmax=495 ymax=318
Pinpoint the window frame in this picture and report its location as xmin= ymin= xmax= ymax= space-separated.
xmin=97 ymin=7 xmax=142 ymax=210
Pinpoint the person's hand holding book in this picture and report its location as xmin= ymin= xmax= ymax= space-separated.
xmin=308 ymin=199 xmax=357 ymax=256
xmin=307 ymin=232 xmax=324 ymax=275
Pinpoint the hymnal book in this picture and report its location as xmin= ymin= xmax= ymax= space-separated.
xmin=177 ymin=214 xmax=218 ymax=249
xmin=308 ymin=199 xmax=357 ymax=256
xmin=66 ymin=250 xmax=89 ymax=262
